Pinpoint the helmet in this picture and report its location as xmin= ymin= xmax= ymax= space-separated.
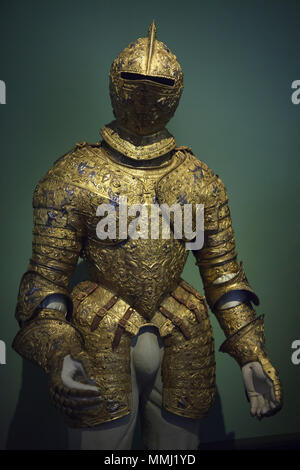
xmin=109 ymin=21 xmax=184 ymax=137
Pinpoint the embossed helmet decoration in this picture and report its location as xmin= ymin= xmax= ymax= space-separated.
xmin=109 ymin=20 xmax=184 ymax=136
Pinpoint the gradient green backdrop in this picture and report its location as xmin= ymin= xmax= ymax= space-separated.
xmin=0 ymin=0 xmax=299 ymax=449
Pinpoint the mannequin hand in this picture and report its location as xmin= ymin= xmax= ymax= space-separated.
xmin=242 ymin=361 xmax=281 ymax=419
xmin=49 ymin=354 xmax=102 ymax=417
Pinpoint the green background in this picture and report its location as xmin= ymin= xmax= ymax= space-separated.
xmin=0 ymin=0 xmax=299 ymax=449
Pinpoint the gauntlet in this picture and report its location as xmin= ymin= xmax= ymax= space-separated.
xmin=12 ymin=308 xmax=83 ymax=374
xmin=218 ymin=313 xmax=282 ymax=407
xmin=13 ymin=307 xmax=102 ymax=420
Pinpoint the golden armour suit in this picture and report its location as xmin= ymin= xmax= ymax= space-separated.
xmin=13 ymin=21 xmax=282 ymax=429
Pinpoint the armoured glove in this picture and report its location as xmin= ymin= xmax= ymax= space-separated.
xmin=48 ymin=352 xmax=102 ymax=420
xmin=218 ymin=313 xmax=282 ymax=418
xmin=12 ymin=307 xmax=102 ymax=420
xmin=217 ymin=296 xmax=282 ymax=419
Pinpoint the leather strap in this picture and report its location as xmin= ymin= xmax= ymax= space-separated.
xmin=112 ymin=307 xmax=134 ymax=350
xmin=159 ymin=305 xmax=191 ymax=339
xmin=179 ymin=280 xmax=204 ymax=301
xmin=72 ymin=284 xmax=98 ymax=313
xmin=90 ymin=295 xmax=119 ymax=332
xmin=170 ymin=291 xmax=203 ymax=323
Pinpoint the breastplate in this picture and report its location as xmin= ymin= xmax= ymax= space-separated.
xmin=81 ymin=144 xmax=189 ymax=320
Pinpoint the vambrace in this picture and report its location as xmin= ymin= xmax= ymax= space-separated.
xmin=214 ymin=301 xmax=256 ymax=338
xmin=202 ymin=262 xmax=259 ymax=312
xmin=219 ymin=314 xmax=265 ymax=366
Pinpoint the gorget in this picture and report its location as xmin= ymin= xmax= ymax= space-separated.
xmin=100 ymin=120 xmax=177 ymax=161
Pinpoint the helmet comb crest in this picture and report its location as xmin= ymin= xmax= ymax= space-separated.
xmin=146 ymin=20 xmax=157 ymax=74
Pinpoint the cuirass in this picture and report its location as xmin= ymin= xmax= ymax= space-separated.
xmin=42 ymin=140 xmax=217 ymax=321
xmin=77 ymin=144 xmax=191 ymax=320
xmin=29 ymin=139 xmax=217 ymax=322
